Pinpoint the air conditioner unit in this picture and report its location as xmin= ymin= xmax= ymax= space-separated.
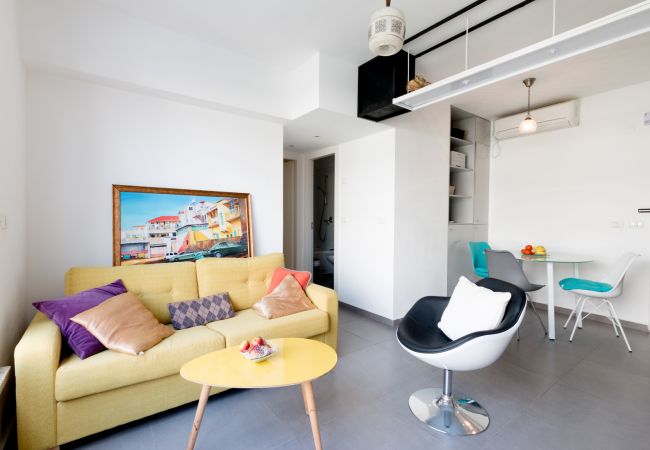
xmin=494 ymin=100 xmax=579 ymax=140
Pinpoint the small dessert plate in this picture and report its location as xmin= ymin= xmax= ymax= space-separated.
xmin=242 ymin=345 xmax=276 ymax=363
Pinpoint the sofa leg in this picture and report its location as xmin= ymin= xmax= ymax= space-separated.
xmin=408 ymin=369 xmax=490 ymax=436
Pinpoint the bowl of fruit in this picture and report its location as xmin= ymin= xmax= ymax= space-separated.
xmin=521 ymin=244 xmax=547 ymax=257
xmin=239 ymin=336 xmax=275 ymax=363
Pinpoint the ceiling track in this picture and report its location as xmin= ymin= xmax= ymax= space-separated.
xmin=403 ymin=0 xmax=488 ymax=45
xmin=408 ymin=0 xmax=538 ymax=59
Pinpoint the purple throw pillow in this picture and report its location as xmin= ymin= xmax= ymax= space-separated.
xmin=168 ymin=293 xmax=235 ymax=330
xmin=33 ymin=280 xmax=127 ymax=359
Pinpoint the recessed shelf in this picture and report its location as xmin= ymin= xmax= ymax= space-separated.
xmin=450 ymin=136 xmax=474 ymax=148
xmin=449 ymin=194 xmax=472 ymax=199
xmin=450 ymin=166 xmax=473 ymax=173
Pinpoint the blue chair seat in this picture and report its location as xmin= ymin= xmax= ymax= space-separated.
xmin=559 ymin=278 xmax=613 ymax=293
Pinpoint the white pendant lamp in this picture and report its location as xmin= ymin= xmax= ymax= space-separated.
xmin=369 ymin=0 xmax=406 ymax=56
xmin=518 ymin=78 xmax=538 ymax=134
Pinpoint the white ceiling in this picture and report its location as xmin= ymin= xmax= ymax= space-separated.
xmin=93 ymin=0 xmax=479 ymax=69
xmin=93 ymin=0 xmax=638 ymax=70
xmin=89 ymin=0 xmax=647 ymax=146
xmin=284 ymin=109 xmax=388 ymax=152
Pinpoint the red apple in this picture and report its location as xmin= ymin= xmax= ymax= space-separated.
xmin=525 ymin=245 xmax=533 ymax=251
xmin=253 ymin=336 xmax=265 ymax=346
xmin=239 ymin=340 xmax=250 ymax=353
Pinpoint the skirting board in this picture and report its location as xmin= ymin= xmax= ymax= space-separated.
xmin=339 ymin=302 xmax=398 ymax=327
xmin=340 ymin=300 xmax=648 ymax=333
xmin=531 ymin=301 xmax=649 ymax=333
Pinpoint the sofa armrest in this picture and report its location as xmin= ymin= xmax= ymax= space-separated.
xmin=306 ymin=283 xmax=338 ymax=351
xmin=15 ymin=312 xmax=61 ymax=450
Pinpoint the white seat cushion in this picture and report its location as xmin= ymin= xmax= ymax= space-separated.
xmin=438 ymin=276 xmax=511 ymax=340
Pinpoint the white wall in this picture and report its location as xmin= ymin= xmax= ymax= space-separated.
xmin=337 ymin=131 xmax=396 ymax=319
xmin=489 ymin=80 xmax=650 ymax=328
xmin=26 ymin=72 xmax=283 ymax=302
xmin=20 ymin=0 xmax=293 ymax=120
xmin=389 ymin=104 xmax=451 ymax=318
xmin=0 ymin=0 xmax=28 ymax=365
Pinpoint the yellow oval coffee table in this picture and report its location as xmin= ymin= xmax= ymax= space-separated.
xmin=180 ymin=337 xmax=337 ymax=450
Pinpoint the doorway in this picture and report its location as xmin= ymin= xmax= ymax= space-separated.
xmin=312 ymin=155 xmax=335 ymax=288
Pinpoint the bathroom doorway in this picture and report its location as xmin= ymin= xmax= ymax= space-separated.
xmin=313 ymin=155 xmax=334 ymax=289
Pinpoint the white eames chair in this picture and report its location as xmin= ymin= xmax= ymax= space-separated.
xmin=561 ymin=252 xmax=639 ymax=353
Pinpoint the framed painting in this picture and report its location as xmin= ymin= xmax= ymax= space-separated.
xmin=113 ymin=185 xmax=253 ymax=266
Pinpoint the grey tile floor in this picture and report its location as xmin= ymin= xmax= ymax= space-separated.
xmin=64 ymin=305 xmax=650 ymax=450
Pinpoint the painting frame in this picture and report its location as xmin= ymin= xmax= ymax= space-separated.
xmin=112 ymin=185 xmax=253 ymax=266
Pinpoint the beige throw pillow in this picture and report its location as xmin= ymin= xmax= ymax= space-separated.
xmin=253 ymin=274 xmax=316 ymax=319
xmin=71 ymin=292 xmax=173 ymax=355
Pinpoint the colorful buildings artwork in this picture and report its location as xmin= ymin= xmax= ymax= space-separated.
xmin=207 ymin=199 xmax=243 ymax=239
xmin=120 ymin=196 xmax=247 ymax=263
xmin=145 ymin=215 xmax=179 ymax=258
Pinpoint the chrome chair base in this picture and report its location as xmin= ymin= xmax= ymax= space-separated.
xmin=409 ymin=388 xmax=490 ymax=436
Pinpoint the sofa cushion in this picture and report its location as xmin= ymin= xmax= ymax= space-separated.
xmin=33 ymin=279 xmax=127 ymax=359
xmin=55 ymin=325 xmax=225 ymax=401
xmin=168 ymin=292 xmax=235 ymax=330
xmin=205 ymin=307 xmax=329 ymax=347
xmin=267 ymin=267 xmax=311 ymax=293
xmin=71 ymin=292 xmax=173 ymax=356
xmin=65 ymin=262 xmax=198 ymax=324
xmin=196 ymin=253 xmax=284 ymax=311
xmin=253 ymin=275 xmax=316 ymax=319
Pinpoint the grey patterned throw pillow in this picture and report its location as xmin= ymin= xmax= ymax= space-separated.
xmin=168 ymin=293 xmax=235 ymax=330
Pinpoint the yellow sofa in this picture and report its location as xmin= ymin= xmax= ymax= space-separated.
xmin=14 ymin=253 xmax=338 ymax=450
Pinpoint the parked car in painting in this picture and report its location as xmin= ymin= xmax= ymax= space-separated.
xmin=166 ymin=251 xmax=205 ymax=262
xmin=208 ymin=241 xmax=246 ymax=258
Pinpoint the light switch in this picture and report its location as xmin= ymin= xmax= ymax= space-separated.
xmin=645 ymin=112 xmax=650 ymax=126
xmin=610 ymin=221 xmax=624 ymax=228
xmin=0 ymin=214 xmax=7 ymax=230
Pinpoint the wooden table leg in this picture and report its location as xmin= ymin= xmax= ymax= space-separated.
xmin=301 ymin=381 xmax=322 ymax=450
xmin=186 ymin=385 xmax=211 ymax=450
xmin=300 ymin=382 xmax=309 ymax=415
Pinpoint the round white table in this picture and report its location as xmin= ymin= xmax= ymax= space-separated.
xmin=516 ymin=254 xmax=593 ymax=340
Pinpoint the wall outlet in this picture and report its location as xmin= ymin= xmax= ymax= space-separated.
xmin=645 ymin=112 xmax=650 ymax=126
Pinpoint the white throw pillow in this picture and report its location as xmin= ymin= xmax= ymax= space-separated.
xmin=438 ymin=276 xmax=511 ymax=340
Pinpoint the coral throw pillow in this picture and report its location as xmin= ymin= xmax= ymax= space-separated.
xmin=71 ymin=292 xmax=173 ymax=355
xmin=32 ymin=279 xmax=127 ymax=359
xmin=254 ymin=275 xmax=316 ymax=319
xmin=168 ymin=292 xmax=235 ymax=330
xmin=267 ymin=267 xmax=311 ymax=294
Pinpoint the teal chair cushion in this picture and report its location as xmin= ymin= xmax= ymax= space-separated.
xmin=469 ymin=241 xmax=490 ymax=278
xmin=475 ymin=267 xmax=489 ymax=278
xmin=559 ymin=278 xmax=613 ymax=293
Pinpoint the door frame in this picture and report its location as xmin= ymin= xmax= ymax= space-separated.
xmin=284 ymin=147 xmax=340 ymax=293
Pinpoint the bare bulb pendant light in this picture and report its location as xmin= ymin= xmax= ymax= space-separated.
xmin=368 ymin=0 xmax=406 ymax=56
xmin=518 ymin=78 xmax=538 ymax=133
